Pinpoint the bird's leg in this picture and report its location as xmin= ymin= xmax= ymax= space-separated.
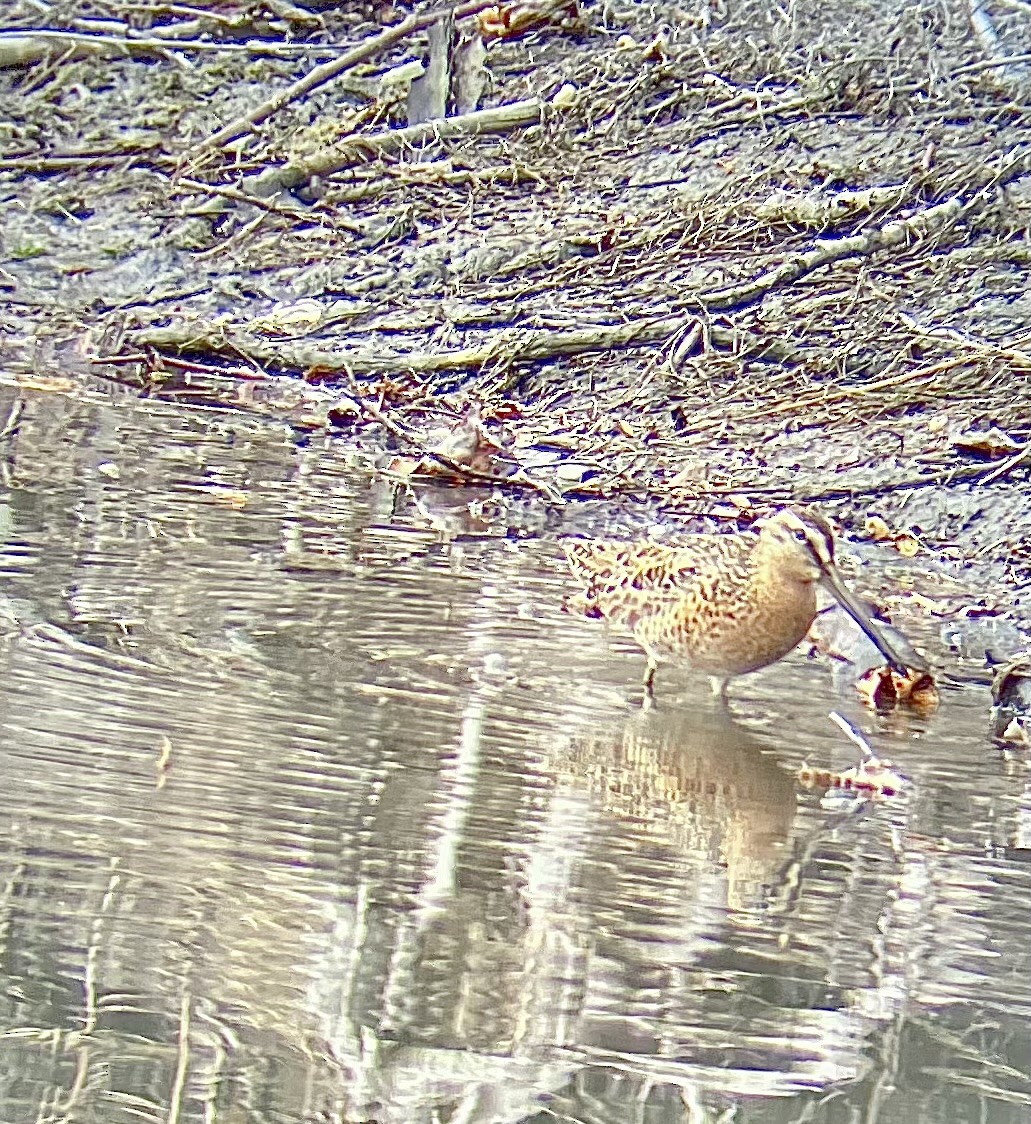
xmin=708 ymin=675 xmax=731 ymax=706
xmin=640 ymin=658 xmax=657 ymax=709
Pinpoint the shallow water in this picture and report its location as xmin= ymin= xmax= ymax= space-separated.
xmin=0 ymin=383 xmax=1029 ymax=1124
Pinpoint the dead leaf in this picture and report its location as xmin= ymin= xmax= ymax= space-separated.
xmin=551 ymin=83 xmax=578 ymax=109
xmin=998 ymin=717 xmax=1030 ymax=746
xmin=895 ymin=533 xmax=920 ymax=557
xmin=990 ymin=655 xmax=1031 ymax=743
xmin=952 ymin=426 xmax=1021 ymax=459
xmin=642 ymin=32 xmax=669 ymax=61
xmin=478 ymin=0 xmax=578 ymax=39
xmin=892 ymin=669 xmax=940 ymax=713
xmin=861 ymin=513 xmax=921 ymax=555
xmin=864 ymin=514 xmax=893 ymax=541
xmin=855 ymin=666 xmax=897 ymax=710
xmin=991 ymin=654 xmax=1031 ymax=710
xmin=809 ymin=603 xmax=933 ymax=710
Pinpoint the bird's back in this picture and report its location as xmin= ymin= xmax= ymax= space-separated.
xmin=563 ymin=533 xmax=756 ymax=627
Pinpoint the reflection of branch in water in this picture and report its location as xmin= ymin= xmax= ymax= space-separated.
xmin=21 ymin=620 xmax=278 ymax=682
xmin=22 ymin=621 xmax=159 ymax=672
xmin=0 ymin=397 xmax=24 ymax=440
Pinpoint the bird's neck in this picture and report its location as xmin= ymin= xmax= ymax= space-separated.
xmin=748 ymin=566 xmax=818 ymax=627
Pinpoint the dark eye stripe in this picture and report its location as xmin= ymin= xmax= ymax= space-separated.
xmin=783 ymin=511 xmax=835 ymax=566
xmin=803 ymin=520 xmax=835 ymax=566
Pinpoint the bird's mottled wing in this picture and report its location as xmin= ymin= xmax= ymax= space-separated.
xmin=562 ymin=537 xmax=746 ymax=627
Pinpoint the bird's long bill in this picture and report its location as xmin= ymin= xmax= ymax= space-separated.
xmin=820 ymin=566 xmax=911 ymax=676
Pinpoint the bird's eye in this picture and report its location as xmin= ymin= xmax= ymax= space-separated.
xmin=793 ymin=528 xmax=808 ymax=542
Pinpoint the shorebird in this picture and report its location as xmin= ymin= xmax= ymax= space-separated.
xmin=563 ymin=508 xmax=915 ymax=702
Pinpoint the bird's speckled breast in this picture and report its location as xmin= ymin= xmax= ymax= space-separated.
xmin=643 ymin=569 xmax=819 ymax=677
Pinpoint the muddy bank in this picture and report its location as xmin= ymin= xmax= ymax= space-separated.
xmin=1 ymin=0 xmax=1030 ymax=660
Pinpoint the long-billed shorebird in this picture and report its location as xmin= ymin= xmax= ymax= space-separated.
xmin=564 ymin=508 xmax=916 ymax=701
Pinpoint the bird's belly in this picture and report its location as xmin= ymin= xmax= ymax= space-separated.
xmin=643 ymin=585 xmax=817 ymax=677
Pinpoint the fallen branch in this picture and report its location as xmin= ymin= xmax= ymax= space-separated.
xmin=977 ymin=442 xmax=1031 ymax=486
xmin=658 ymin=144 xmax=1031 ymax=320
xmin=0 ymin=27 xmax=339 ymax=68
xmin=102 ymin=298 xmax=900 ymax=383
xmin=186 ymin=0 xmax=497 ymax=157
xmin=115 ymin=315 xmax=679 ymax=376
xmin=693 ymin=194 xmax=969 ymax=311
xmin=234 ymin=96 xmax=547 ymax=201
